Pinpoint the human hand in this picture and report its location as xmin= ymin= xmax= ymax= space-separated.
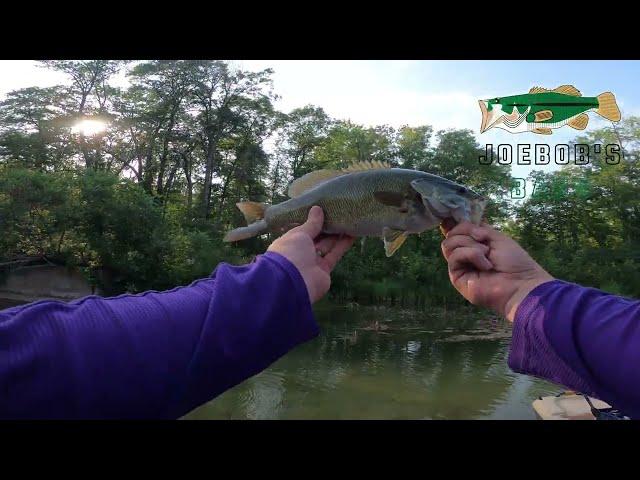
xmin=268 ymin=206 xmax=355 ymax=304
xmin=440 ymin=221 xmax=554 ymax=321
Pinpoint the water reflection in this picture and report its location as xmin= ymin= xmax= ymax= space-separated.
xmin=184 ymin=305 xmax=558 ymax=420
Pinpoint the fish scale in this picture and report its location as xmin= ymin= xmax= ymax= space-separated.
xmin=270 ymin=171 xmax=408 ymax=236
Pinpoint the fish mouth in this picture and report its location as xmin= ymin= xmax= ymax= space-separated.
xmin=479 ymin=100 xmax=489 ymax=133
xmin=410 ymin=176 xmax=487 ymax=223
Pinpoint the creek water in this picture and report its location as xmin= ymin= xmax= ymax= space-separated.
xmin=184 ymin=303 xmax=558 ymax=420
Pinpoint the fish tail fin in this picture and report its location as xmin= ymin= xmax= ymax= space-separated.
xmin=596 ymin=92 xmax=621 ymax=122
xmin=224 ymin=219 xmax=268 ymax=242
xmin=236 ymin=201 xmax=268 ymax=224
xmin=223 ymin=201 xmax=270 ymax=242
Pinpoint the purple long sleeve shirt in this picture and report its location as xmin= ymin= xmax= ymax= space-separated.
xmin=0 ymin=252 xmax=319 ymax=419
xmin=2 ymin=254 xmax=639 ymax=419
xmin=509 ymin=280 xmax=640 ymax=418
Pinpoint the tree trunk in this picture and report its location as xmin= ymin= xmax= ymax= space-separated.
xmin=182 ymin=153 xmax=193 ymax=210
xmin=77 ymin=71 xmax=98 ymax=170
xmin=201 ymin=138 xmax=217 ymax=218
xmin=164 ymin=156 xmax=180 ymax=198
xmin=142 ymin=124 xmax=162 ymax=193
xmin=217 ymin=159 xmax=238 ymax=217
xmin=156 ymin=107 xmax=178 ymax=194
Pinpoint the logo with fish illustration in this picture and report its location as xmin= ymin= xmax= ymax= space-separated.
xmin=478 ymin=85 xmax=621 ymax=135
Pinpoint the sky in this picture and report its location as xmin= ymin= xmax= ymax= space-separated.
xmin=1 ymin=60 xmax=638 ymax=183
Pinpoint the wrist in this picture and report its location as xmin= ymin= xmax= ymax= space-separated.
xmin=262 ymin=251 xmax=315 ymax=303
xmin=503 ymin=272 xmax=554 ymax=322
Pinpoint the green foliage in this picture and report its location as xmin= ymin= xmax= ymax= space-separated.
xmin=510 ymin=120 xmax=640 ymax=297
xmin=75 ymin=172 xmax=166 ymax=292
xmin=1 ymin=61 xmax=638 ymax=305
xmin=0 ymin=167 xmax=78 ymax=260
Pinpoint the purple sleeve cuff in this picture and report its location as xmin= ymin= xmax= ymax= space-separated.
xmin=260 ymin=251 xmax=320 ymax=341
xmin=508 ymin=280 xmax=597 ymax=395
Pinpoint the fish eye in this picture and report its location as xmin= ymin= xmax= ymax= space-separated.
xmin=458 ymin=187 xmax=467 ymax=194
xmin=494 ymin=98 xmax=499 ymax=103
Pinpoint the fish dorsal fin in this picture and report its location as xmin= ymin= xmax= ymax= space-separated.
xmin=529 ymin=86 xmax=548 ymax=94
xmin=342 ymin=160 xmax=391 ymax=172
xmin=553 ymin=85 xmax=582 ymax=96
xmin=287 ymin=169 xmax=344 ymax=198
xmin=287 ymin=160 xmax=391 ymax=198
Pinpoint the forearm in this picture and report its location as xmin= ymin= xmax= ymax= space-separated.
xmin=508 ymin=280 xmax=640 ymax=417
xmin=0 ymin=252 xmax=318 ymax=419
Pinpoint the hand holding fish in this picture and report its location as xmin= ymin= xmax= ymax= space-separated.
xmin=441 ymin=222 xmax=553 ymax=321
xmin=268 ymin=206 xmax=355 ymax=304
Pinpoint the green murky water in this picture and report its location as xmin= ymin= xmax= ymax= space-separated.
xmin=184 ymin=304 xmax=558 ymax=420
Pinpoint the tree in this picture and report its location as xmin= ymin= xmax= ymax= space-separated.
xmin=0 ymin=87 xmax=74 ymax=170
xmin=509 ymin=117 xmax=640 ymax=296
xmin=427 ymin=129 xmax=513 ymax=222
xmin=126 ymin=61 xmax=192 ymax=195
xmin=314 ymin=121 xmax=397 ymax=169
xmin=39 ymin=61 xmax=126 ymax=170
xmin=396 ymin=125 xmax=433 ymax=169
xmin=187 ymin=61 xmax=276 ymax=219
xmin=3 ymin=61 xmax=638 ymax=303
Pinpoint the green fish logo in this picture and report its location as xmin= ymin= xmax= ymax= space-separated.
xmin=478 ymin=85 xmax=621 ymax=135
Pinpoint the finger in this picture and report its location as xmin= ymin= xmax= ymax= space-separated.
xmin=314 ymin=235 xmax=339 ymax=255
xmin=467 ymin=224 xmax=501 ymax=243
xmin=447 ymin=246 xmax=494 ymax=273
xmin=290 ymin=206 xmax=324 ymax=239
xmin=322 ymin=235 xmax=356 ymax=272
xmin=441 ymin=235 xmax=489 ymax=260
xmin=446 ymin=221 xmax=500 ymax=244
xmin=444 ymin=221 xmax=476 ymax=238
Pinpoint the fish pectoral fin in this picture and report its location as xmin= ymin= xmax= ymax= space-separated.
xmin=532 ymin=127 xmax=553 ymax=135
xmin=568 ymin=113 xmax=589 ymax=130
xmin=439 ymin=224 xmax=448 ymax=237
xmin=553 ymin=85 xmax=582 ymax=96
xmin=373 ymin=191 xmax=406 ymax=208
xmin=382 ymin=227 xmax=408 ymax=257
xmin=534 ymin=110 xmax=553 ymax=122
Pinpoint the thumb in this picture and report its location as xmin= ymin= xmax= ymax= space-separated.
xmin=292 ymin=206 xmax=324 ymax=239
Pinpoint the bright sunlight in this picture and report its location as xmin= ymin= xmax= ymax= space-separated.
xmin=71 ymin=119 xmax=108 ymax=136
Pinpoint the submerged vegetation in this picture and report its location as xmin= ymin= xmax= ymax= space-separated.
xmin=1 ymin=61 xmax=639 ymax=304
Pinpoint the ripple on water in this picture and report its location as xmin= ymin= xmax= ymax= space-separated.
xmin=239 ymin=370 xmax=286 ymax=420
xmin=184 ymin=305 xmax=558 ymax=419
